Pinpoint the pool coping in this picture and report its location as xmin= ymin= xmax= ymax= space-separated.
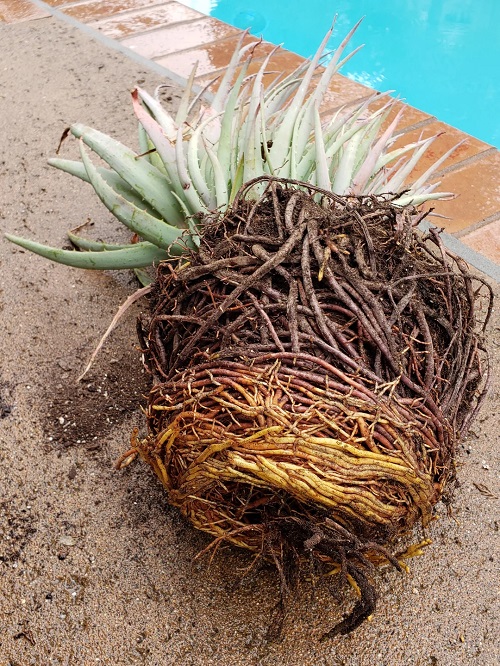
xmin=13 ymin=0 xmax=500 ymax=281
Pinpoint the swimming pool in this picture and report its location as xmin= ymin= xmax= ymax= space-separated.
xmin=180 ymin=1 xmax=499 ymax=148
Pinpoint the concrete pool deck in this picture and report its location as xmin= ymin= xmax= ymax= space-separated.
xmin=2 ymin=0 xmax=499 ymax=279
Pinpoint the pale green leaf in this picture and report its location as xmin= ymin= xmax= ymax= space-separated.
xmin=71 ymin=122 xmax=184 ymax=226
xmin=67 ymin=233 xmax=135 ymax=252
xmin=5 ymin=234 xmax=171 ymax=269
xmin=79 ymin=141 xmax=189 ymax=251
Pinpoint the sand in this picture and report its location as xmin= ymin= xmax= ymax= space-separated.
xmin=0 ymin=16 xmax=499 ymax=666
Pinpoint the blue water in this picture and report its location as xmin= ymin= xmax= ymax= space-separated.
xmin=181 ymin=1 xmax=499 ymax=147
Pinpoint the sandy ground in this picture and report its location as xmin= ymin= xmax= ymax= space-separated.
xmin=0 ymin=17 xmax=499 ymax=666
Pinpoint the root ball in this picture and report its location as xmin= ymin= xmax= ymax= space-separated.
xmin=135 ymin=177 xmax=491 ymax=635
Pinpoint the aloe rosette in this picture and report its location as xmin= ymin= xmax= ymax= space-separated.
xmin=6 ymin=23 xmax=457 ymax=272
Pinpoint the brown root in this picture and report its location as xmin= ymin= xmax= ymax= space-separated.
xmin=135 ymin=176 xmax=491 ymax=637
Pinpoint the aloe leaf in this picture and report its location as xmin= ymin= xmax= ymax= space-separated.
xmin=137 ymin=122 xmax=153 ymax=164
xmin=394 ymin=191 xmax=454 ymax=207
xmin=169 ymin=193 xmax=201 ymax=247
xmin=137 ymin=86 xmax=178 ymax=140
xmin=294 ymin=108 xmax=341 ymax=181
xmin=259 ymin=91 xmax=275 ymax=174
xmin=263 ymin=61 xmax=310 ymax=114
xmin=383 ymin=138 xmax=434 ymax=193
xmin=313 ymin=107 xmax=330 ymax=190
xmin=71 ymin=123 xmax=184 ymax=226
xmin=137 ymin=121 xmax=166 ymax=173
xmin=334 ymin=44 xmax=365 ymax=73
xmin=242 ymin=51 xmax=275 ymax=182
xmin=167 ymin=188 xmax=188 ymax=216
xmin=67 ymin=232 xmax=136 ymax=251
xmin=410 ymin=139 xmax=464 ymax=192
xmin=201 ymin=150 xmax=211 ymax=188
xmin=264 ymin=75 xmax=305 ymax=124
xmin=79 ymin=141 xmax=190 ymax=251
xmin=205 ymin=143 xmax=228 ymax=208
xmin=288 ymin=105 xmax=306 ymax=180
xmin=269 ymin=25 xmax=336 ymax=167
xmin=263 ymin=80 xmax=302 ymax=132
xmin=335 ymin=91 xmax=391 ymax=132
xmin=174 ymin=63 xmax=198 ymax=126
xmin=241 ymin=104 xmax=260 ymax=183
xmin=131 ymin=91 xmax=184 ymax=194
xmin=367 ymin=155 xmax=406 ymax=194
xmin=197 ymin=104 xmax=223 ymax=147
xmin=324 ymin=119 xmax=369 ymax=167
xmin=350 ymin=107 xmax=403 ymax=194
xmin=48 ymin=157 xmax=167 ymax=218
xmin=290 ymin=103 xmax=316 ymax=178
xmin=331 ymin=126 xmax=366 ymax=194
xmin=187 ymin=76 xmax=219 ymax=118
xmin=229 ymin=156 xmax=245 ymax=203
xmin=312 ymin=19 xmax=364 ymax=107
xmin=217 ymin=64 xmax=249 ymax=178
xmin=174 ymin=124 xmax=206 ymax=214
xmin=233 ymin=89 xmax=249 ymax=173
xmin=48 ymin=157 xmax=90 ymax=182
xmin=5 ymin=234 xmax=170 ymax=269
xmin=352 ymin=116 xmax=384 ymax=177
xmin=373 ymin=137 xmax=430 ymax=173
xmin=187 ymin=125 xmax=214 ymax=209
xmin=211 ymin=30 xmax=251 ymax=113
xmin=134 ymin=268 xmax=153 ymax=286
xmin=185 ymin=108 xmax=226 ymax=205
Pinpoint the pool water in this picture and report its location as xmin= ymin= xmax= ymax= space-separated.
xmin=181 ymin=0 xmax=499 ymax=147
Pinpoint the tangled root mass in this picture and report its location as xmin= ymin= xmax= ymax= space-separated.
xmin=136 ymin=177 xmax=492 ymax=636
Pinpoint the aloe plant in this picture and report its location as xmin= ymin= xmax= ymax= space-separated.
xmin=5 ymin=22 xmax=455 ymax=271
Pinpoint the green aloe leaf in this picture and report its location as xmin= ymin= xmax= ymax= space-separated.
xmin=133 ymin=268 xmax=154 ymax=286
xmin=48 ymin=157 xmax=163 ymax=217
xmin=174 ymin=65 xmax=198 ymax=126
xmin=211 ymin=30 xmax=251 ymax=113
xmin=131 ymin=92 xmax=180 ymax=187
xmin=71 ymin=123 xmax=185 ymax=226
xmin=79 ymin=141 xmax=190 ymax=252
xmin=410 ymin=140 xmax=465 ymax=192
xmin=136 ymin=87 xmax=178 ymax=140
xmin=205 ymin=143 xmax=228 ymax=208
xmin=137 ymin=122 xmax=153 ymax=164
xmin=187 ymin=124 xmax=213 ymax=209
xmin=269 ymin=24 xmax=339 ymax=168
xmin=217 ymin=64 xmax=249 ymax=178
xmin=331 ymin=126 xmax=367 ymax=194
xmin=67 ymin=232 xmax=136 ymax=251
xmin=5 ymin=234 xmax=170 ymax=269
xmin=310 ymin=18 xmax=364 ymax=109
xmin=373 ymin=137 xmax=430 ymax=174
xmin=313 ymin=107 xmax=330 ymax=190
xmin=350 ymin=108 xmax=403 ymax=194
xmin=48 ymin=157 xmax=89 ymax=182
xmin=383 ymin=139 xmax=435 ymax=194
xmin=229 ymin=156 xmax=245 ymax=203
xmin=174 ymin=124 xmax=207 ymax=214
